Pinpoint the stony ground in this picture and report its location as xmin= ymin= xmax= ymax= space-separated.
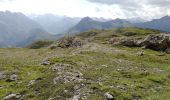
xmin=0 ymin=28 xmax=170 ymax=100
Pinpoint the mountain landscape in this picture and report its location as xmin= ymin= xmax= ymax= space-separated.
xmin=68 ymin=17 xmax=133 ymax=34
xmin=31 ymin=14 xmax=81 ymax=34
xmin=0 ymin=0 xmax=170 ymax=99
xmin=0 ymin=11 xmax=54 ymax=47
xmin=0 ymin=11 xmax=170 ymax=48
xmin=1 ymin=27 xmax=170 ymax=100
xmin=137 ymin=16 xmax=170 ymax=32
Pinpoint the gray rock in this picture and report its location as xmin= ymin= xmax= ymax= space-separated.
xmin=104 ymin=92 xmax=114 ymax=100
xmin=72 ymin=95 xmax=80 ymax=100
xmin=27 ymin=80 xmax=36 ymax=87
xmin=9 ymin=74 xmax=17 ymax=81
xmin=165 ymin=48 xmax=170 ymax=54
xmin=140 ymin=33 xmax=170 ymax=51
xmin=137 ymin=51 xmax=144 ymax=56
xmin=0 ymin=71 xmax=6 ymax=80
xmin=3 ymin=93 xmax=22 ymax=100
xmin=41 ymin=60 xmax=51 ymax=65
xmin=119 ymin=39 xmax=139 ymax=47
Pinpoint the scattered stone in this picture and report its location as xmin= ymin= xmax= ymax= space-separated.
xmin=41 ymin=60 xmax=51 ymax=66
xmin=3 ymin=93 xmax=22 ymax=100
xmin=137 ymin=51 xmax=144 ymax=56
xmin=157 ymin=53 xmax=166 ymax=56
xmin=52 ymin=63 xmax=83 ymax=84
xmin=72 ymin=95 xmax=80 ymax=100
xmin=0 ymin=71 xmax=6 ymax=80
xmin=104 ymin=92 xmax=114 ymax=100
xmin=27 ymin=80 xmax=36 ymax=87
xmin=53 ymin=71 xmax=83 ymax=84
xmin=7 ymin=74 xmax=17 ymax=82
xmin=132 ymin=95 xmax=141 ymax=100
xmin=0 ymin=86 xmax=4 ymax=89
xmin=47 ymin=98 xmax=54 ymax=100
xmin=52 ymin=64 xmax=72 ymax=72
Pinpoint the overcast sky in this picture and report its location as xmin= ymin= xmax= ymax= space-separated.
xmin=0 ymin=0 xmax=170 ymax=20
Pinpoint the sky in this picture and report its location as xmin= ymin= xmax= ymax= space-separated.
xmin=0 ymin=0 xmax=170 ymax=20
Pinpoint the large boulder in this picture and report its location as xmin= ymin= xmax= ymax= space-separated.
xmin=140 ymin=33 xmax=170 ymax=51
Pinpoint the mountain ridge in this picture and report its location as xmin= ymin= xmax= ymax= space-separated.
xmin=0 ymin=11 xmax=53 ymax=47
xmin=68 ymin=17 xmax=133 ymax=34
xmin=137 ymin=15 xmax=170 ymax=32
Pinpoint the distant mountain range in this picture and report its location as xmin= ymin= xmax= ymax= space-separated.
xmin=0 ymin=11 xmax=170 ymax=47
xmin=136 ymin=16 xmax=170 ymax=32
xmin=0 ymin=11 xmax=54 ymax=47
xmin=68 ymin=17 xmax=133 ymax=33
xmin=31 ymin=14 xmax=81 ymax=34
xmin=68 ymin=16 xmax=170 ymax=34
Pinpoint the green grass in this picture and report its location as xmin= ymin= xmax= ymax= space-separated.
xmin=0 ymin=28 xmax=170 ymax=100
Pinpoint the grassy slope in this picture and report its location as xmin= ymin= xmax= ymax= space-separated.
xmin=0 ymin=27 xmax=170 ymax=100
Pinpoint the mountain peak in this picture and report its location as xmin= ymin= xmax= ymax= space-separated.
xmin=161 ymin=15 xmax=170 ymax=20
xmin=81 ymin=17 xmax=93 ymax=22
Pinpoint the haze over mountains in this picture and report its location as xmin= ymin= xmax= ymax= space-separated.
xmin=31 ymin=14 xmax=81 ymax=34
xmin=0 ymin=11 xmax=53 ymax=47
xmin=0 ymin=11 xmax=170 ymax=47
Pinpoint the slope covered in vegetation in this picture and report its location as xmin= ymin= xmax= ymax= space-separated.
xmin=0 ymin=28 xmax=170 ymax=100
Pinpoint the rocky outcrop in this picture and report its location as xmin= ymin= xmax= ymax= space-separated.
xmin=56 ymin=36 xmax=84 ymax=48
xmin=140 ymin=33 xmax=170 ymax=51
xmin=112 ymin=33 xmax=170 ymax=53
xmin=119 ymin=39 xmax=140 ymax=47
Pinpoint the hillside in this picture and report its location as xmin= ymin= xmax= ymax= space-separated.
xmin=0 ymin=11 xmax=52 ymax=47
xmin=1 ymin=27 xmax=170 ymax=100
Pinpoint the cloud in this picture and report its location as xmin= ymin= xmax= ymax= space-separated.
xmin=87 ymin=0 xmax=142 ymax=7
xmin=0 ymin=0 xmax=15 ymax=2
xmin=0 ymin=0 xmax=170 ymax=20
xmin=147 ymin=0 xmax=170 ymax=7
xmin=87 ymin=0 xmax=170 ymax=20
